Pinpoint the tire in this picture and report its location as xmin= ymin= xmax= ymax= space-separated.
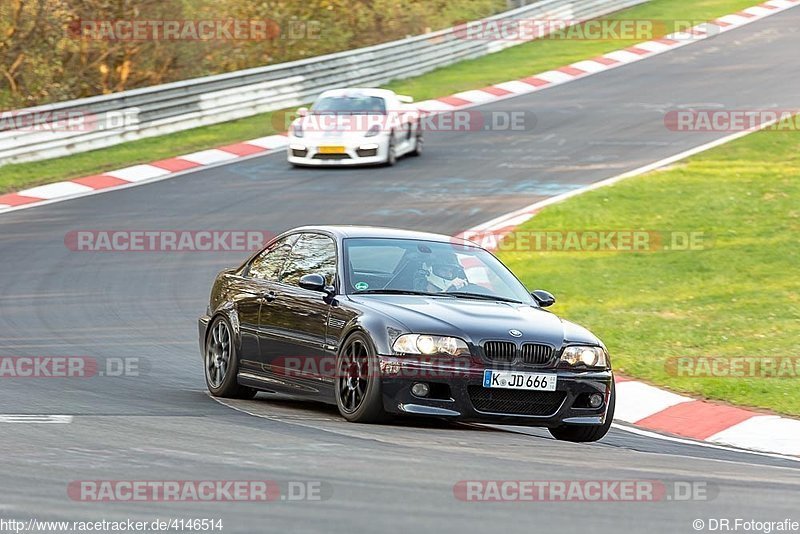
xmin=548 ymin=384 xmax=615 ymax=443
xmin=410 ymin=132 xmax=423 ymax=157
xmin=384 ymin=135 xmax=397 ymax=166
xmin=335 ymin=332 xmax=386 ymax=423
xmin=204 ymin=316 xmax=257 ymax=399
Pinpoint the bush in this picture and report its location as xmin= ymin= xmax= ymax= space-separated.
xmin=0 ymin=0 xmax=505 ymax=109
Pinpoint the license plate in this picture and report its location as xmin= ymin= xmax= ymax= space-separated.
xmin=483 ymin=370 xmax=557 ymax=391
xmin=318 ymin=146 xmax=346 ymax=154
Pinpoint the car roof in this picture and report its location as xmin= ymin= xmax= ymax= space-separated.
xmin=317 ymin=88 xmax=397 ymax=100
xmin=288 ymin=225 xmax=478 ymax=248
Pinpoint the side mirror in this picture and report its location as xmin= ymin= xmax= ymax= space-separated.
xmin=396 ymin=95 xmax=414 ymax=104
xmin=299 ymin=273 xmax=336 ymax=296
xmin=531 ymin=289 xmax=556 ymax=308
xmin=299 ymin=273 xmax=326 ymax=291
xmin=297 ymin=107 xmax=309 ymax=117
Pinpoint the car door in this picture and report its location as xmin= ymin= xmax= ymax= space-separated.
xmin=228 ymin=276 xmax=264 ymax=372
xmin=395 ymin=97 xmax=416 ymax=153
xmin=259 ymin=233 xmax=337 ymax=399
xmin=389 ymin=96 xmax=409 ymax=150
xmin=237 ymin=234 xmax=298 ymax=375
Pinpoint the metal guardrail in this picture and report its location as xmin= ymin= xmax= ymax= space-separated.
xmin=0 ymin=0 xmax=648 ymax=166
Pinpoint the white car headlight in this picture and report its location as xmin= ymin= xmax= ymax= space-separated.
xmin=560 ymin=346 xmax=608 ymax=368
xmin=291 ymin=123 xmax=304 ymax=138
xmin=364 ymin=125 xmax=381 ymax=137
xmin=392 ymin=334 xmax=470 ymax=357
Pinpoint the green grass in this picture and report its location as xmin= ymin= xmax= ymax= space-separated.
xmin=0 ymin=0 xmax=755 ymax=193
xmin=497 ymin=129 xmax=800 ymax=416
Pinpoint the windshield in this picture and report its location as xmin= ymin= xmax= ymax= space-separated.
xmin=311 ymin=96 xmax=387 ymax=115
xmin=343 ymin=237 xmax=534 ymax=304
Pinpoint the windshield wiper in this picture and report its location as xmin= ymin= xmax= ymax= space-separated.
xmin=353 ymin=289 xmax=434 ymax=296
xmin=353 ymin=289 xmax=526 ymax=304
xmin=443 ymin=292 xmax=525 ymax=304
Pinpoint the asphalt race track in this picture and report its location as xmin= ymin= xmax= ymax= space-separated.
xmin=1 ymin=8 xmax=799 ymax=533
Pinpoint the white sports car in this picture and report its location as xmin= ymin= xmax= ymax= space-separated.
xmin=287 ymin=88 xmax=423 ymax=167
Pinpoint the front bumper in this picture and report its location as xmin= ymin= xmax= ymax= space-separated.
xmin=377 ymin=355 xmax=613 ymax=427
xmin=286 ymin=137 xmax=388 ymax=166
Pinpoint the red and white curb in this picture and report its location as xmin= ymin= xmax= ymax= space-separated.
xmin=1 ymin=0 xmax=797 ymax=214
xmin=0 ymin=134 xmax=290 ymax=211
xmin=414 ymin=0 xmax=800 ymax=114
xmin=613 ymin=378 xmax=800 ymax=456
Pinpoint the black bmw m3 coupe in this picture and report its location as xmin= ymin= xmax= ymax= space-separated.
xmin=199 ymin=226 xmax=615 ymax=442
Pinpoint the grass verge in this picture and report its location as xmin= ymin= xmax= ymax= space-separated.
xmin=0 ymin=113 xmax=280 ymax=194
xmin=497 ymin=127 xmax=800 ymax=416
xmin=1 ymin=0 xmax=757 ymax=193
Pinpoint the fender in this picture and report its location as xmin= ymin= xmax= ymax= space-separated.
xmin=209 ymin=302 xmax=243 ymax=355
xmin=338 ymin=310 xmax=409 ymax=356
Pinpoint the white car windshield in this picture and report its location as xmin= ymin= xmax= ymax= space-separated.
xmin=343 ymin=238 xmax=534 ymax=304
xmin=312 ymin=96 xmax=387 ymax=115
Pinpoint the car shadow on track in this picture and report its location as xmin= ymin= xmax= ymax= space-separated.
xmin=233 ymin=391 xmax=500 ymax=432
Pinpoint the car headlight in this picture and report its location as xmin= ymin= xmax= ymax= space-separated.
xmin=560 ymin=346 xmax=608 ymax=368
xmin=392 ymin=334 xmax=470 ymax=357
xmin=291 ymin=123 xmax=304 ymax=138
xmin=364 ymin=125 xmax=381 ymax=137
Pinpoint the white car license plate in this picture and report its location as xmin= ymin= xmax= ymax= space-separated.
xmin=483 ymin=370 xmax=557 ymax=391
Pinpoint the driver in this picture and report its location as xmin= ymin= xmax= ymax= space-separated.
xmin=423 ymin=258 xmax=468 ymax=292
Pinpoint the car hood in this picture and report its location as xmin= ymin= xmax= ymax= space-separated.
xmin=348 ymin=295 xmax=601 ymax=349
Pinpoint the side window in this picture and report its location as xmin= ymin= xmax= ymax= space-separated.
xmin=248 ymin=235 xmax=298 ymax=281
xmin=280 ymin=234 xmax=337 ymax=287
